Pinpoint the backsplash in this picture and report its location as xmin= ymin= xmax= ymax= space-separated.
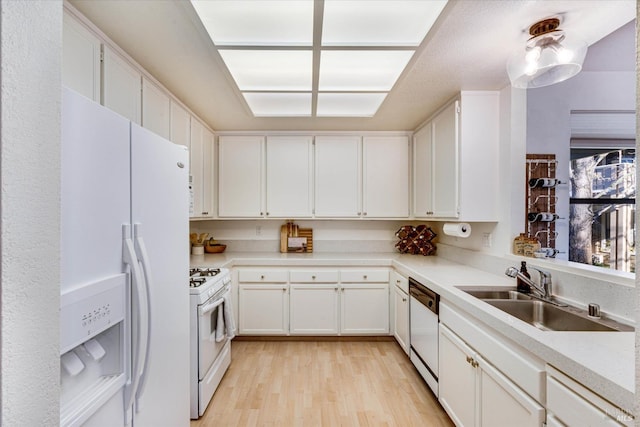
xmin=189 ymin=220 xmax=429 ymax=253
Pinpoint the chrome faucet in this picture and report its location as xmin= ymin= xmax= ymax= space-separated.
xmin=505 ymin=266 xmax=565 ymax=306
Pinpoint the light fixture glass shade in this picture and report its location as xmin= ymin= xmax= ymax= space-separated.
xmin=507 ymin=30 xmax=588 ymax=89
xmin=218 ymin=50 xmax=312 ymax=90
xmin=242 ymin=93 xmax=312 ymax=116
xmin=317 ymin=93 xmax=387 ymax=117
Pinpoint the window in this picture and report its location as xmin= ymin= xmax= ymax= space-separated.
xmin=569 ymin=142 xmax=635 ymax=272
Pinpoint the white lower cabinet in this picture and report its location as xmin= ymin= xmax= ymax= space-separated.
xmin=340 ymin=269 xmax=390 ymax=335
xmin=289 ymin=285 xmax=339 ymax=335
xmin=391 ymin=271 xmax=409 ymax=354
xmin=341 ymin=283 xmax=389 ymax=334
xmin=238 ymin=269 xmax=289 ymax=335
xmin=439 ymin=324 xmax=545 ymax=427
xmin=237 ymin=268 xmax=389 ymax=336
xmin=238 ymin=284 xmax=289 ymax=335
xmin=546 ymin=365 xmax=633 ymax=427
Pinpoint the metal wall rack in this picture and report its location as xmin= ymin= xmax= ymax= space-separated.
xmin=525 ymin=154 xmax=559 ymax=252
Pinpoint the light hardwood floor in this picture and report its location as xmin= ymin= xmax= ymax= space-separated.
xmin=191 ymin=339 xmax=454 ymax=427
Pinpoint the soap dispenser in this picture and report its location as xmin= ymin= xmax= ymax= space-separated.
xmin=517 ymin=261 xmax=531 ymax=293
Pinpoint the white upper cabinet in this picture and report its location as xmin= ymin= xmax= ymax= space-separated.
xmin=362 ymin=136 xmax=409 ymax=218
xmin=102 ymin=45 xmax=141 ymax=124
xmin=218 ymin=135 xmax=313 ymax=218
xmin=315 ymin=136 xmax=361 ymax=217
xmin=413 ymin=91 xmax=499 ymax=221
xmin=218 ymin=136 xmax=264 ymax=218
xmin=266 ymin=136 xmax=313 ymax=218
xmin=432 ymin=101 xmax=459 ymax=218
xmin=142 ymin=77 xmax=171 ymax=140
xmin=190 ymin=119 xmax=215 ymax=218
xmin=314 ymin=135 xmax=409 ymax=218
xmin=169 ymin=100 xmax=190 ymax=147
xmin=412 ymin=123 xmax=434 ymax=217
xmin=62 ymin=12 xmax=101 ymax=102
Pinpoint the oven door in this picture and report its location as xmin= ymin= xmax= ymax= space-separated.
xmin=197 ymin=290 xmax=228 ymax=380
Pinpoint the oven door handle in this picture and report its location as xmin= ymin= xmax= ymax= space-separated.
xmin=199 ymin=297 xmax=224 ymax=317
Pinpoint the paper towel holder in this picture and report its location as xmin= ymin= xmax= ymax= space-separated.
xmin=443 ymin=222 xmax=472 ymax=238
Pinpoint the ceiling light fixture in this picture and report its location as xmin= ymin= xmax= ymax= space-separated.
xmin=191 ymin=0 xmax=448 ymax=117
xmin=507 ymin=18 xmax=588 ymax=89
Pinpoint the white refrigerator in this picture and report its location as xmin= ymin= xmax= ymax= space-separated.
xmin=60 ymin=88 xmax=190 ymax=427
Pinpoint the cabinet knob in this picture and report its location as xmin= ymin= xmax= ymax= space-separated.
xmin=363 ymin=275 xmax=368 ymax=280
xmin=202 ymin=211 xmax=209 ymax=215
xmin=260 ymin=275 xmax=265 ymax=279
xmin=402 ymin=297 xmax=407 ymax=302
xmin=312 ymin=275 xmax=316 ymax=279
xmin=357 ymin=212 xmax=361 ymax=215
xmin=283 ymin=287 xmax=287 ymax=292
xmin=260 ymin=212 xmax=264 ymax=215
xmin=266 ymin=212 xmax=270 ymax=216
xmin=363 ymin=212 xmax=367 ymax=216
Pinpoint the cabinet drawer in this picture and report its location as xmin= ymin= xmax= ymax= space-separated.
xmin=290 ymin=270 xmax=339 ymax=283
xmin=341 ymin=269 xmax=389 ymax=283
xmin=391 ymin=270 xmax=408 ymax=293
xmin=238 ymin=269 xmax=288 ymax=283
xmin=547 ymin=365 xmax=633 ymax=426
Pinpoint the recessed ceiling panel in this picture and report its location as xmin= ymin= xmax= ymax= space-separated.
xmin=219 ymin=50 xmax=313 ymax=91
xmin=243 ymin=93 xmax=312 ymax=117
xmin=319 ymin=50 xmax=415 ymax=91
xmin=317 ymin=93 xmax=387 ymax=117
xmin=190 ymin=0 xmax=314 ymax=46
xmin=322 ymin=0 xmax=448 ymax=46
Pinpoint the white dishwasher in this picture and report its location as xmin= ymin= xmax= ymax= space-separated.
xmin=409 ymin=277 xmax=439 ymax=397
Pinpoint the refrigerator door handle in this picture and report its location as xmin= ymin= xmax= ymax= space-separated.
xmin=133 ymin=223 xmax=153 ymax=412
xmin=122 ymin=226 xmax=149 ymax=425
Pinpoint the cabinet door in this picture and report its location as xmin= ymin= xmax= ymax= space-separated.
xmin=201 ymin=127 xmax=215 ymax=218
xmin=266 ymin=136 xmax=313 ymax=218
xmin=439 ymin=325 xmax=477 ymax=427
xmin=289 ymin=285 xmax=339 ymax=335
xmin=142 ymin=77 xmax=170 ymax=140
xmin=431 ymin=101 xmax=459 ymax=218
xmin=189 ymin=120 xmax=214 ymax=218
xmin=315 ymin=136 xmax=361 ymax=217
xmin=393 ymin=285 xmax=410 ymax=354
xmin=62 ymin=12 xmax=101 ymax=102
xmin=412 ymin=123 xmax=434 ymax=218
xmin=340 ymin=284 xmax=389 ymax=334
xmin=479 ymin=356 xmax=545 ymax=427
xmin=238 ymin=285 xmax=288 ymax=335
xmin=362 ymin=136 xmax=409 ymax=218
xmin=170 ymin=101 xmax=190 ymax=147
xmin=102 ymin=45 xmax=141 ymax=124
xmin=218 ymin=136 xmax=264 ymax=217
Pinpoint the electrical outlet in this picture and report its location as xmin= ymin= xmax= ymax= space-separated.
xmin=256 ymin=225 xmax=262 ymax=236
xmin=482 ymin=232 xmax=492 ymax=248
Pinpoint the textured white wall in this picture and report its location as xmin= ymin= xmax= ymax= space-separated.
xmin=0 ymin=1 xmax=62 ymax=425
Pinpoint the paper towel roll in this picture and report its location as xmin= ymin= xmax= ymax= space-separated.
xmin=443 ymin=223 xmax=471 ymax=238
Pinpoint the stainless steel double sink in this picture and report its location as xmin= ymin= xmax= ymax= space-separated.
xmin=458 ymin=287 xmax=633 ymax=332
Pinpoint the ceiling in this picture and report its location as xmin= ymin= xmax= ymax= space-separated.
xmin=69 ymin=0 xmax=636 ymax=132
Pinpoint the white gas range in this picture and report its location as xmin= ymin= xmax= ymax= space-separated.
xmin=189 ymin=267 xmax=234 ymax=419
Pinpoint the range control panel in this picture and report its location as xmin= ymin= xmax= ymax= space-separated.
xmin=60 ymin=274 xmax=126 ymax=354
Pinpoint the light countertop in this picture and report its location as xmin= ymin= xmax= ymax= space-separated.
xmin=191 ymin=251 xmax=635 ymax=411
